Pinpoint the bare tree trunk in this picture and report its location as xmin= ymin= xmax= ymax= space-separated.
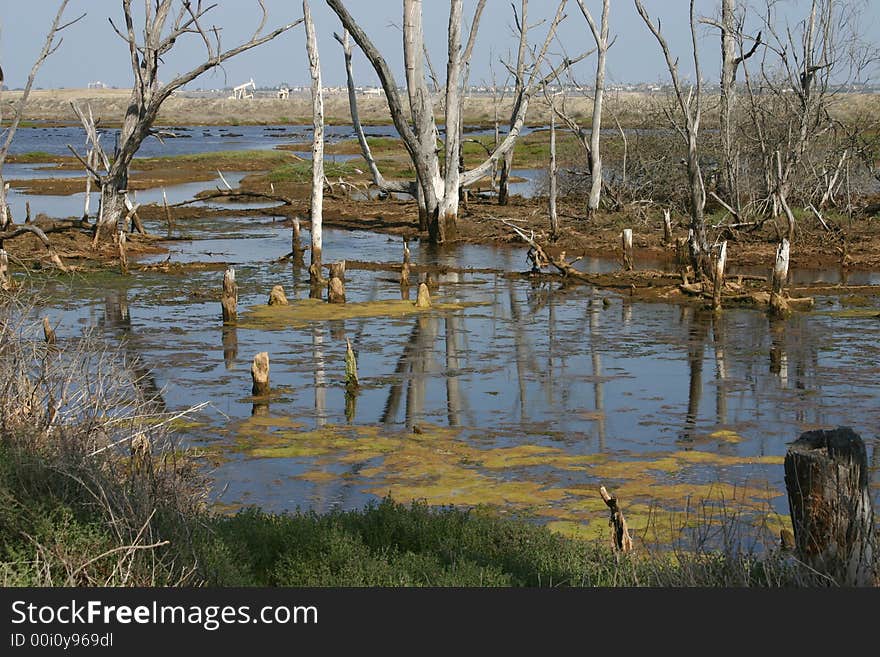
xmin=440 ymin=0 xmax=464 ymax=242
xmin=548 ymin=109 xmax=559 ymax=239
xmin=720 ymin=0 xmax=738 ymax=213
xmin=636 ymin=0 xmax=710 ymax=278
xmin=305 ymin=0 xmax=324 ymax=296
xmin=498 ymin=0 xmax=529 ymax=206
xmin=577 ymin=0 xmax=610 ymax=219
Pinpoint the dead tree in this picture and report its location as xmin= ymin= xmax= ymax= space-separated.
xmin=548 ymin=99 xmax=559 ymax=240
xmin=701 ymin=1 xmax=761 ymax=217
xmin=635 ymin=0 xmax=710 ymax=278
xmin=0 ymin=1 xmax=81 ymax=232
xmin=327 ymin=0 xmax=578 ymax=243
xmin=497 ymin=0 xmax=531 ymax=206
xmin=784 ymin=427 xmax=876 ymax=586
xmin=304 ymin=0 xmax=324 ymax=296
xmin=78 ymin=1 xmax=301 ymax=244
xmin=576 ymin=0 xmax=611 ymax=219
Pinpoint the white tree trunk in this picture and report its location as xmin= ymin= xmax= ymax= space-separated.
xmin=305 ymin=0 xmax=324 ymax=292
xmin=577 ymin=0 xmax=610 ymax=218
xmin=549 ymin=109 xmax=559 ymax=238
xmin=440 ymin=0 xmax=464 ymax=239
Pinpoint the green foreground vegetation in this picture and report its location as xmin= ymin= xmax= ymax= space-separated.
xmin=0 ymin=446 xmax=805 ymax=587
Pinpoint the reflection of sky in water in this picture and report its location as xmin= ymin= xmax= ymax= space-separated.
xmin=33 ymin=220 xmax=880 ymax=522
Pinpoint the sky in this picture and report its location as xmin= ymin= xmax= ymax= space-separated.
xmin=1 ymin=1 xmax=878 ymax=90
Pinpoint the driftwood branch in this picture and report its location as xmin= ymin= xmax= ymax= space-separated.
xmin=600 ymin=486 xmax=633 ymax=553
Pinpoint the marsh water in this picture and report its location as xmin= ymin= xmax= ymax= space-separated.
xmin=8 ymin=125 xmax=880 ymax=545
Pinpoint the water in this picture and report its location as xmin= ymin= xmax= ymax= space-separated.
xmin=7 ymin=126 xmax=880 ymax=545
xmin=7 ymin=124 xmax=401 ymax=159
xmin=27 ymin=216 xmax=880 ymax=543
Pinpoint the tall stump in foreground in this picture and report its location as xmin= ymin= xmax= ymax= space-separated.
xmin=784 ymin=427 xmax=876 ymax=586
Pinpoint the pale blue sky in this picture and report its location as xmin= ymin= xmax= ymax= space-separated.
xmin=1 ymin=1 xmax=877 ymax=90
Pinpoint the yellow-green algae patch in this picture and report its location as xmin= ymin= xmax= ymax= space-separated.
xmin=708 ymin=429 xmax=744 ymax=443
xmin=238 ymin=298 xmax=472 ymax=330
xmin=221 ymin=415 xmax=787 ymax=545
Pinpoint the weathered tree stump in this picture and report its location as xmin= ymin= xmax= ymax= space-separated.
xmin=268 ymin=284 xmax=289 ymax=306
xmin=769 ymin=238 xmax=791 ymax=318
xmin=329 ymin=260 xmax=346 ymax=281
xmin=600 ymin=486 xmax=633 ymax=553
xmin=712 ymin=241 xmax=727 ymax=313
xmin=251 ymin=352 xmax=270 ymax=396
xmin=662 ymin=208 xmax=673 ymax=245
xmin=400 ymin=261 xmax=411 ymax=287
xmin=42 ymin=317 xmax=56 ymax=345
xmin=328 ymin=276 xmax=346 ymax=304
xmin=403 ymin=239 xmax=411 ymax=265
xmin=675 ymin=236 xmax=689 ymax=269
xmin=292 ymin=216 xmax=303 ymax=252
xmin=621 ymin=228 xmax=633 ymax=271
xmin=784 ymin=427 xmax=876 ymax=586
xmin=221 ymin=266 xmax=238 ymax=323
xmin=308 ymin=262 xmax=323 ymax=299
xmin=415 ymin=282 xmax=431 ymax=308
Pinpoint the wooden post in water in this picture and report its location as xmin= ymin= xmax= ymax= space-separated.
xmin=251 ymin=352 xmax=270 ymax=396
xmin=268 ymin=284 xmax=289 ymax=306
xmin=162 ymin=188 xmax=173 ymax=236
xmin=769 ymin=238 xmax=791 ymax=318
xmin=663 ymin=208 xmax=673 ymax=245
xmin=400 ymin=239 xmax=411 ymax=287
xmin=712 ymin=241 xmax=727 ymax=313
xmin=621 ymin=228 xmax=634 ymax=271
xmin=345 ymin=338 xmax=359 ymax=392
xmin=415 ymin=282 xmax=431 ymax=308
xmin=784 ymin=427 xmax=876 ymax=586
xmin=221 ymin=266 xmax=238 ymax=323
xmin=327 ymin=261 xmax=346 ymax=304
xmin=117 ymin=230 xmax=129 ymax=275
xmin=600 ymin=486 xmax=633 ymax=553
xmin=42 ymin=317 xmax=56 ymax=345
xmin=25 ymin=202 xmax=31 ymax=224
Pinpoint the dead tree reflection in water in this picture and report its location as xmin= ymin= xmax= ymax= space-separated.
xmin=221 ymin=326 xmax=238 ymax=370
xmin=680 ymin=307 xmax=710 ymax=442
xmin=312 ymin=326 xmax=327 ymax=427
xmin=507 ymin=280 xmax=540 ymax=423
xmin=769 ymin=318 xmax=788 ymax=388
xmin=712 ymin=313 xmax=728 ymax=426
xmin=445 ymin=312 xmax=463 ymax=427
xmin=99 ymin=288 xmax=166 ymax=412
xmin=589 ymin=295 xmax=607 ymax=451
xmin=381 ymin=313 xmax=439 ymax=429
